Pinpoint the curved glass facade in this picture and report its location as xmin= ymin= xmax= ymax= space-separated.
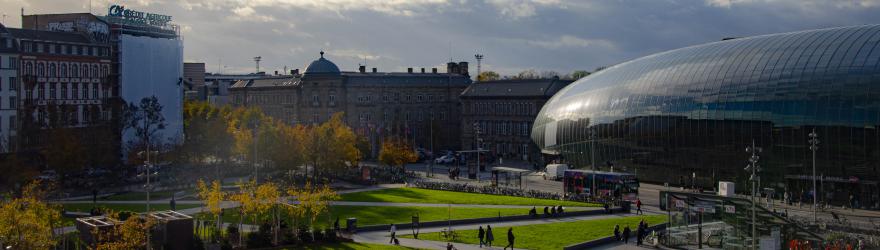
xmin=532 ymin=25 xmax=880 ymax=207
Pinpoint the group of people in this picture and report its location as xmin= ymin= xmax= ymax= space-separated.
xmin=477 ymin=225 xmax=515 ymax=249
xmin=613 ymin=219 xmax=652 ymax=246
xmin=528 ymin=205 xmax=566 ymax=217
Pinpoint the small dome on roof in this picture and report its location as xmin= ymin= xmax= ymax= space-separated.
xmin=304 ymin=51 xmax=340 ymax=75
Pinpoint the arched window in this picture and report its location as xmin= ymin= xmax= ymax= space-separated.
xmin=61 ymin=64 xmax=67 ymax=77
xmin=71 ymin=64 xmax=78 ymax=77
xmin=91 ymin=65 xmax=98 ymax=78
xmin=102 ymin=65 xmax=109 ymax=78
xmin=81 ymin=64 xmax=88 ymax=78
xmin=49 ymin=63 xmax=56 ymax=77
xmin=25 ymin=62 xmax=33 ymax=75
xmin=37 ymin=63 xmax=45 ymax=77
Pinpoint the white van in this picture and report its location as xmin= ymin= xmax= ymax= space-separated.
xmin=545 ymin=164 xmax=569 ymax=180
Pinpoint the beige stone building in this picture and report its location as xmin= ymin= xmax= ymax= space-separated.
xmin=230 ymin=52 xmax=471 ymax=156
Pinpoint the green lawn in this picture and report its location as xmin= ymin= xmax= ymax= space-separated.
xmin=102 ymin=190 xmax=186 ymax=201
xmin=60 ymin=203 xmax=201 ymax=213
xmin=401 ymin=215 xmax=666 ymax=250
xmin=286 ymin=242 xmax=425 ymax=250
xmin=209 ymin=205 xmax=533 ymax=227
xmin=340 ymin=188 xmax=598 ymax=207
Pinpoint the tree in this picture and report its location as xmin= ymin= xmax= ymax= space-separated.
xmin=0 ymin=181 xmax=63 ymax=249
xmin=42 ymin=127 xmax=87 ymax=174
xmin=231 ymin=180 xmax=257 ymax=247
xmin=292 ymin=182 xmax=338 ymax=239
xmin=570 ymin=70 xmax=591 ymax=80
xmin=197 ymin=179 xmax=226 ymax=243
xmin=302 ymin=113 xmax=359 ymax=181
xmin=512 ymin=69 xmax=539 ymax=79
xmin=378 ymin=136 xmax=418 ymax=169
xmin=540 ymin=70 xmax=560 ymax=79
xmin=477 ymin=71 xmax=500 ymax=81
xmin=124 ymin=96 xmax=167 ymax=165
xmin=94 ymin=215 xmax=156 ymax=250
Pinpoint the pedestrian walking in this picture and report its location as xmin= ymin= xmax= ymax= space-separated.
xmin=623 ymin=226 xmax=631 ymax=244
xmin=504 ymin=228 xmax=515 ymax=250
xmin=486 ymin=225 xmax=494 ymax=247
xmin=636 ymin=198 xmax=643 ymax=215
xmin=478 ymin=226 xmax=485 ymax=247
xmin=636 ymin=223 xmax=645 ymax=246
xmin=613 ymin=224 xmax=620 ymax=241
xmin=389 ymin=224 xmax=397 ymax=244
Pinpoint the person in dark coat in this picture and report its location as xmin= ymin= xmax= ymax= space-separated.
xmin=478 ymin=226 xmax=486 ymax=247
xmin=486 ymin=225 xmax=494 ymax=247
xmin=504 ymin=228 xmax=515 ymax=250
xmin=623 ymin=226 xmax=631 ymax=244
xmin=557 ymin=205 xmax=564 ymax=214
xmin=544 ymin=206 xmax=549 ymax=216
xmin=637 ymin=223 xmax=645 ymax=246
xmin=613 ymin=224 xmax=621 ymax=241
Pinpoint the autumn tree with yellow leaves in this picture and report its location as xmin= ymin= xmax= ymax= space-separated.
xmin=0 ymin=181 xmax=63 ymax=249
xmin=379 ymin=136 xmax=418 ymax=169
xmin=197 ymin=179 xmax=226 ymax=243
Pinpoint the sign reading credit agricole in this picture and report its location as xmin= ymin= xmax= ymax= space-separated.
xmin=107 ymin=5 xmax=172 ymax=27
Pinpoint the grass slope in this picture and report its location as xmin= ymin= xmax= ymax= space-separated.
xmin=340 ymin=188 xmax=598 ymax=207
xmin=60 ymin=203 xmax=201 ymax=213
xmin=211 ymin=205 xmax=532 ymax=227
xmin=401 ymin=215 xmax=666 ymax=250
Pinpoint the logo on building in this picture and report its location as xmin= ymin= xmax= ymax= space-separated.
xmin=107 ymin=5 xmax=172 ymax=27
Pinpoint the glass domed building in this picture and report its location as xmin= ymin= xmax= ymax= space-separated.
xmin=532 ymin=24 xmax=880 ymax=207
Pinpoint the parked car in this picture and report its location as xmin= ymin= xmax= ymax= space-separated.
xmin=434 ymin=155 xmax=456 ymax=164
xmin=37 ymin=170 xmax=58 ymax=181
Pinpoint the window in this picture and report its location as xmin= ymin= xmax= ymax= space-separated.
xmin=8 ymin=115 xmax=15 ymax=131
xmin=7 ymin=57 xmax=16 ymax=69
xmin=72 ymin=83 xmax=79 ymax=99
xmin=9 ymin=96 xmax=16 ymax=109
xmin=77 ymin=46 xmax=83 ymax=55
xmin=49 ymin=63 xmax=56 ymax=77
xmin=43 ymin=44 xmax=49 ymax=53
xmin=81 ymin=64 xmax=87 ymax=78
xmin=92 ymin=84 xmax=98 ymax=99
xmin=37 ymin=63 xmax=45 ymax=77
xmin=82 ymin=83 xmax=89 ymax=99
xmin=71 ymin=64 xmax=78 ymax=77
xmin=405 ymin=94 xmax=411 ymax=102
xmin=50 ymin=83 xmax=56 ymax=99
xmin=61 ymin=83 xmax=68 ymax=99
xmin=312 ymin=113 xmax=319 ymax=123
xmin=417 ymin=94 xmax=423 ymax=102
xmin=382 ymin=94 xmax=389 ymax=102
xmin=25 ymin=63 xmax=33 ymax=75
xmin=312 ymin=94 xmax=319 ymax=106
xmin=91 ymin=65 xmax=98 ymax=78
xmin=38 ymin=84 xmax=45 ymax=99
xmin=329 ymin=94 xmax=336 ymax=105
xmin=60 ymin=64 xmax=67 ymax=77
xmin=440 ymin=111 xmax=447 ymax=121
xmin=22 ymin=42 xmax=31 ymax=52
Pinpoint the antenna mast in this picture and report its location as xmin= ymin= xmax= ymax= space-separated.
xmin=254 ymin=56 xmax=262 ymax=73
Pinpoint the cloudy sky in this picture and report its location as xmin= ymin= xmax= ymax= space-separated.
xmin=3 ymin=0 xmax=880 ymax=76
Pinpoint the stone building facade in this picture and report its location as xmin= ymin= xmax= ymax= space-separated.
xmin=460 ymin=78 xmax=572 ymax=165
xmin=230 ymin=52 xmax=471 ymax=156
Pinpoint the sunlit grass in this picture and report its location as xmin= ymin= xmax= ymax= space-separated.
xmin=401 ymin=215 xmax=666 ymax=250
xmin=340 ymin=188 xmax=598 ymax=207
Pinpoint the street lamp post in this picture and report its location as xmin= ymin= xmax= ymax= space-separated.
xmin=473 ymin=122 xmax=482 ymax=176
xmin=745 ymin=140 xmax=762 ymax=250
xmin=808 ymin=129 xmax=819 ymax=224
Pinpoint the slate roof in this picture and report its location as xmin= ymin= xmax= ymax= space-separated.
xmin=460 ymin=78 xmax=573 ymax=98
xmin=6 ymin=28 xmax=92 ymax=44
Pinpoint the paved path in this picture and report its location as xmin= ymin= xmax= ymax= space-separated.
xmin=353 ymin=212 xmax=642 ymax=250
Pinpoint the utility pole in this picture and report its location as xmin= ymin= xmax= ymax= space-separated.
xmin=474 ymin=54 xmax=484 ymax=81
xmin=745 ymin=140 xmax=762 ymax=250
xmin=808 ymin=129 xmax=819 ymax=224
xmin=254 ymin=56 xmax=262 ymax=73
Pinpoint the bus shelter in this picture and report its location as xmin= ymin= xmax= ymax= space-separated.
xmin=456 ymin=149 xmax=492 ymax=179
xmin=491 ymin=167 xmax=530 ymax=188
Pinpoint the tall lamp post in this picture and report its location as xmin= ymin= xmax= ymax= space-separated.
xmin=808 ymin=129 xmax=819 ymax=224
xmin=473 ymin=122 xmax=482 ymax=174
xmin=745 ymin=140 xmax=762 ymax=250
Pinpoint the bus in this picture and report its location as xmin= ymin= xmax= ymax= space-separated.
xmin=563 ymin=170 xmax=640 ymax=201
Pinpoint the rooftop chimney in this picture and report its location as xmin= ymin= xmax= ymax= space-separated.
xmin=372 ymin=68 xmax=377 ymax=73
xmin=359 ymin=65 xmax=366 ymax=73
xmin=292 ymin=69 xmax=299 ymax=75
xmin=407 ymin=68 xmax=413 ymax=73
xmin=447 ymin=62 xmax=458 ymax=74
xmin=432 ymin=68 xmax=437 ymax=73
xmin=421 ymin=68 xmax=425 ymax=73
xmin=274 ymin=70 xmax=278 ymax=75
xmin=459 ymin=61 xmax=469 ymax=76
